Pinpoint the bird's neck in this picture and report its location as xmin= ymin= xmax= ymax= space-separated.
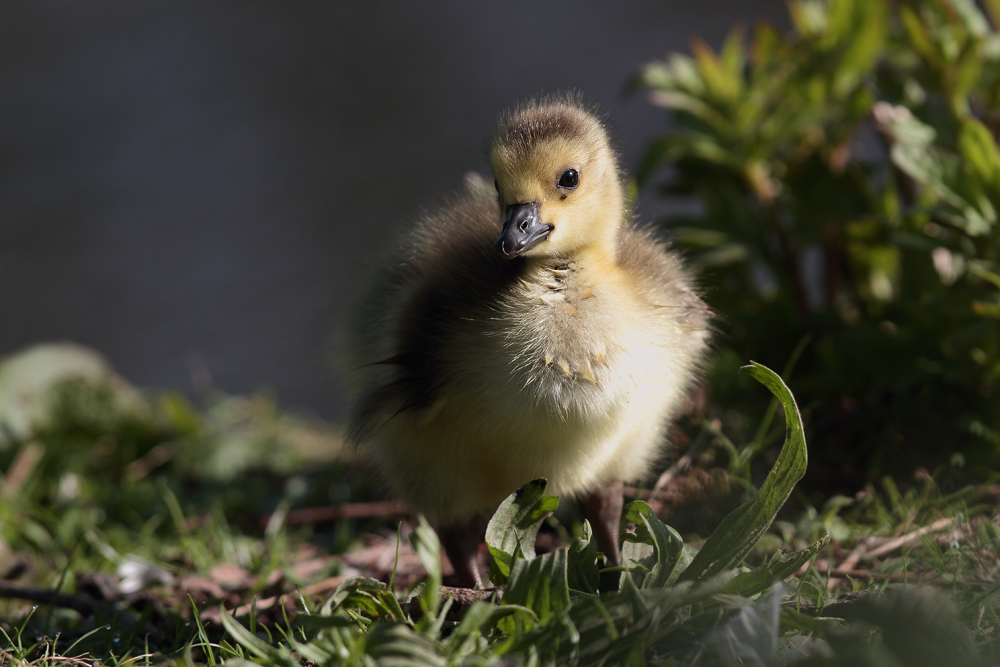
xmin=524 ymin=240 xmax=620 ymax=287
xmin=580 ymin=186 xmax=625 ymax=274
xmin=573 ymin=244 xmax=620 ymax=279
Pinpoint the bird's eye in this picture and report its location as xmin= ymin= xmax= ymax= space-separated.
xmin=494 ymin=179 xmax=500 ymax=193
xmin=557 ymin=169 xmax=579 ymax=190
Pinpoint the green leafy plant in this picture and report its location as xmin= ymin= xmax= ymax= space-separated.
xmin=212 ymin=361 xmax=995 ymax=665
xmin=637 ymin=0 xmax=1000 ymax=478
xmin=2 ymin=344 xmax=996 ymax=664
xmin=216 ymin=363 xmax=841 ymax=665
xmin=484 ymin=478 xmax=559 ymax=587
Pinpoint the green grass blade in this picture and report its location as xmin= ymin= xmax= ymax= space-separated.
xmin=410 ymin=516 xmax=443 ymax=623
xmin=742 ymin=333 xmax=811 ymax=470
xmin=621 ymin=500 xmax=689 ymax=588
xmin=188 ymin=595 xmax=216 ymax=666
xmin=680 ymin=361 xmax=808 ymax=581
xmin=502 ymin=547 xmax=570 ymax=625
xmin=721 ymin=532 xmax=830 ymax=598
xmin=63 ymin=622 xmax=109 ymax=657
xmin=218 ymin=606 xmax=298 ymax=667
xmin=566 ymin=520 xmax=600 ymax=595
xmin=485 ymin=479 xmax=559 ymax=584
xmin=363 ymin=623 xmax=447 ymax=666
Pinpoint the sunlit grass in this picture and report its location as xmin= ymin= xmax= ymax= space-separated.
xmin=2 ymin=348 xmax=997 ymax=665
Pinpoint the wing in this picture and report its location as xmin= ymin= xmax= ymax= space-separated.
xmin=343 ymin=192 xmax=523 ymax=443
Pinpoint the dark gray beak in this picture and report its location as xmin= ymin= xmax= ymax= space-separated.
xmin=494 ymin=202 xmax=553 ymax=259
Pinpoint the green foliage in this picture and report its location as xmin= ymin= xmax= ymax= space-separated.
xmin=1 ymin=345 xmax=997 ymax=664
xmin=637 ymin=0 xmax=1000 ymax=477
xmin=566 ymin=520 xmax=600 ymax=595
xmin=620 ymin=500 xmax=690 ymax=589
xmin=484 ymin=478 xmax=559 ymax=586
xmin=681 ymin=363 xmax=809 ymax=581
xmin=216 ymin=360 xmax=993 ymax=665
xmin=0 ymin=344 xmax=353 ymax=552
xmin=502 ymin=548 xmax=570 ymax=625
xmin=411 ymin=517 xmax=444 ymax=625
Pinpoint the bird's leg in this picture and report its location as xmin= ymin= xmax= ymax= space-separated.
xmin=439 ymin=518 xmax=486 ymax=589
xmin=584 ymin=479 xmax=624 ymax=567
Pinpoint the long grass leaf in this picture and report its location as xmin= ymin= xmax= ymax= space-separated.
xmin=680 ymin=362 xmax=807 ymax=581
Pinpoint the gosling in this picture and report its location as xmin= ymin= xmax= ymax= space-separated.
xmin=343 ymin=97 xmax=711 ymax=587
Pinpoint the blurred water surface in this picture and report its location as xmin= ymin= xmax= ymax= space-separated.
xmin=1 ymin=1 xmax=785 ymax=419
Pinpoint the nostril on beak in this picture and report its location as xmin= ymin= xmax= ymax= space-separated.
xmin=519 ymin=221 xmax=528 ymax=233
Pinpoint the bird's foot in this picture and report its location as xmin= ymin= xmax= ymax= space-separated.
xmin=439 ymin=518 xmax=487 ymax=589
xmin=584 ymin=479 xmax=624 ymax=577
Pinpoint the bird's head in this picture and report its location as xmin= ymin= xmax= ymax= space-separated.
xmin=489 ymin=99 xmax=624 ymax=262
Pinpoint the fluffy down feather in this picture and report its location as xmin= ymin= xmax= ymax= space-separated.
xmin=342 ymin=97 xmax=711 ymax=526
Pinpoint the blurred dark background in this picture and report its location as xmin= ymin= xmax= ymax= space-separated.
xmin=1 ymin=1 xmax=786 ymax=421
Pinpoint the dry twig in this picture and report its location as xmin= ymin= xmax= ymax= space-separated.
xmin=0 ymin=580 xmax=143 ymax=631
xmin=864 ymin=517 xmax=956 ymax=559
xmin=647 ymin=454 xmax=693 ymax=515
xmin=268 ymin=500 xmax=407 ymax=527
